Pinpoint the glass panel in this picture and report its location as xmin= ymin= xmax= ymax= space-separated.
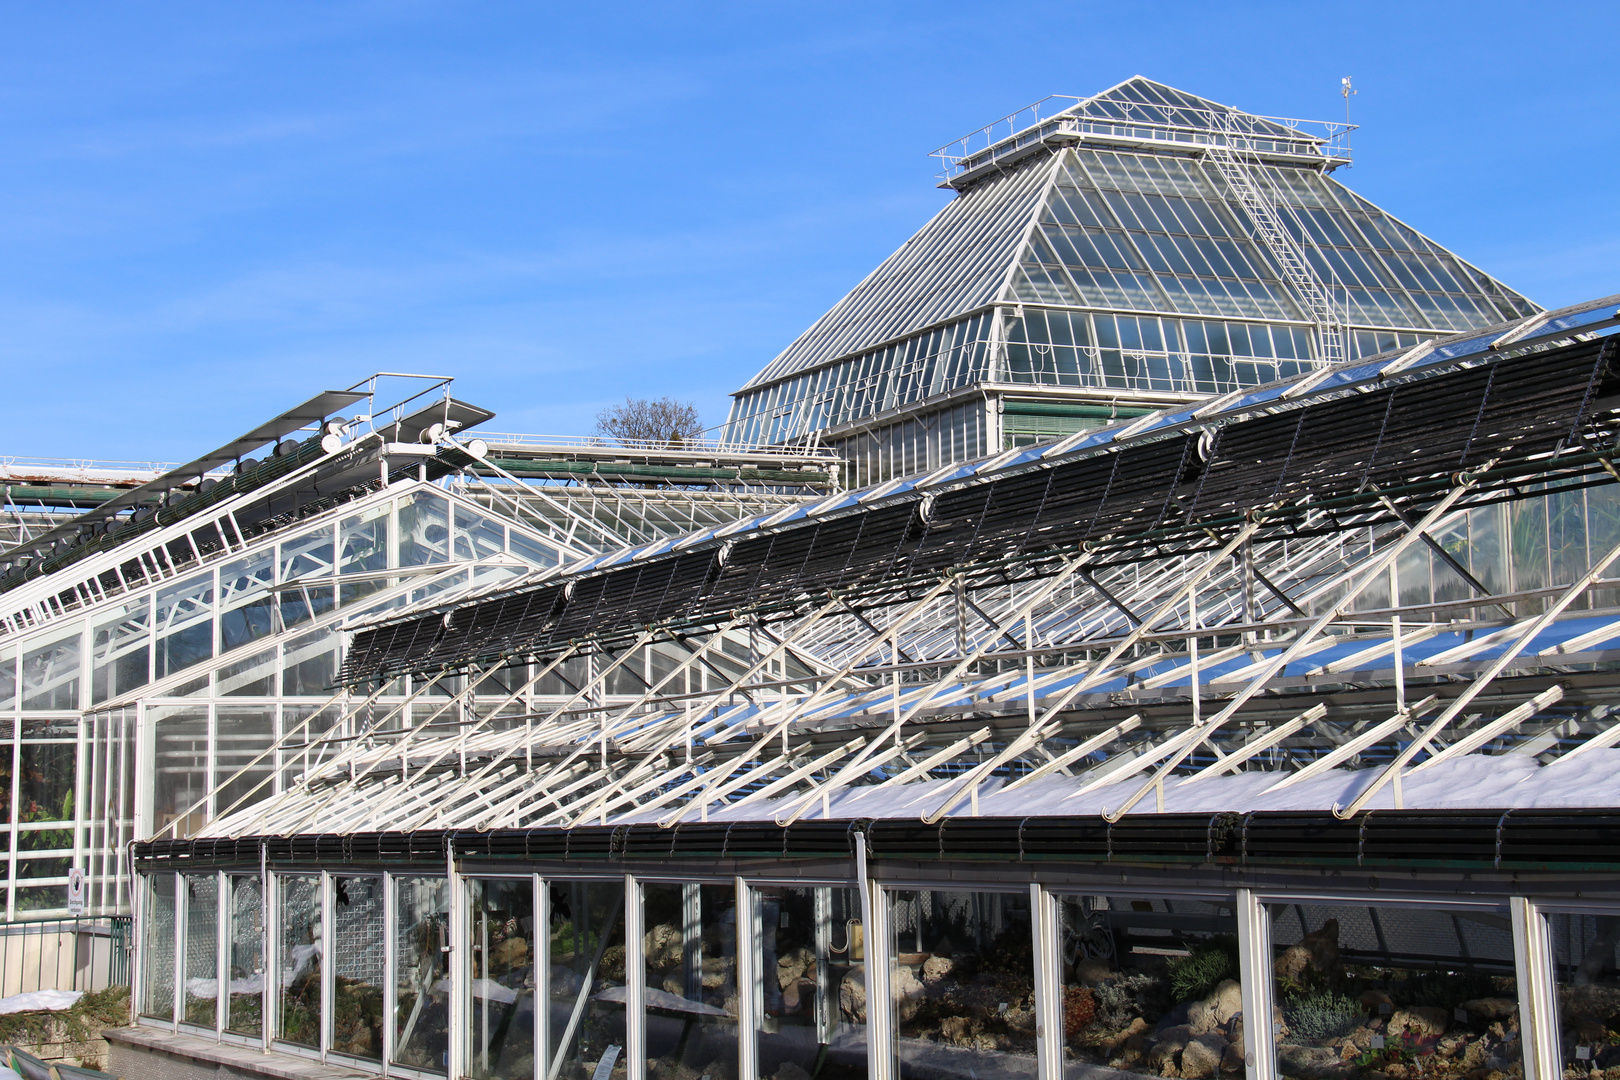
xmin=1057 ymin=893 xmax=1238 ymax=1079
xmin=395 ymin=876 xmax=451 ymax=1073
xmin=643 ymin=881 xmax=740 ymax=1080
xmin=1547 ymin=911 xmax=1620 ymax=1076
xmin=142 ymin=873 xmax=177 ymax=1020
xmin=184 ymin=874 xmax=219 ymax=1027
xmin=218 ymin=646 xmax=277 ymax=697
xmin=21 ymin=626 xmax=81 ymax=710
xmin=468 ymin=877 xmax=537 ymax=1079
xmin=278 ymin=874 xmax=323 ymax=1047
xmin=547 ymin=880 xmax=629 ymax=1080
xmin=399 ymin=492 xmax=450 ymax=567
xmin=340 ymin=505 xmax=391 ymax=606
xmin=332 ymin=876 xmax=385 ymax=1061
xmin=154 ymin=573 xmax=215 ymax=679
xmin=887 ymin=889 xmax=1036 ymax=1080
xmin=227 ymin=875 xmax=265 ymax=1037
xmin=92 ymin=598 xmax=149 ymax=705
xmin=18 ymin=734 xmax=75 ymax=825
xmin=755 ymin=885 xmax=866 ymax=1080
xmin=281 ymin=526 xmax=336 ymax=582
xmin=0 ymin=652 xmax=15 ymax=708
xmin=152 ymin=707 xmax=209 ymax=836
xmin=220 ymin=550 xmax=276 ymax=651
xmin=215 ymin=707 xmax=274 ymax=817
xmin=453 ymin=508 xmax=507 ymax=562
xmin=1267 ymin=902 xmax=1519 ymax=1080
xmin=283 ymin=628 xmax=338 ymax=696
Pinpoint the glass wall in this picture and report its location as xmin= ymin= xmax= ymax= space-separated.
xmin=396 ymin=876 xmax=450 ymax=1073
xmin=1056 ymin=893 xmax=1238 ymax=1079
xmin=1267 ymin=901 xmax=1520 ymax=1080
xmin=548 ymin=880 xmax=628 ymax=1080
xmin=139 ymin=869 xmax=1562 ymax=1080
xmin=1546 ymin=911 xmax=1620 ymax=1075
xmin=467 ymin=877 xmax=538 ymax=1080
xmin=332 ymin=876 xmax=386 ymax=1061
xmin=754 ymin=885 xmax=865 ymax=1080
xmin=183 ymin=873 xmax=219 ymax=1028
xmin=227 ymin=874 xmax=264 ymax=1037
xmin=642 ymin=882 xmax=740 ymax=1080
xmin=277 ymin=874 xmax=323 ymax=1048
xmin=141 ymin=872 xmax=176 ymax=1020
xmin=885 ymin=889 xmax=1036 ymax=1080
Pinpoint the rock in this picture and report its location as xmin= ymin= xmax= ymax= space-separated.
xmin=922 ymin=955 xmax=955 ymax=984
xmin=1147 ymin=1025 xmax=1194 ymax=1074
xmin=774 ymin=1064 xmax=812 ymax=1080
xmin=892 ymin=963 xmax=926 ymax=1021
xmin=1187 ymin=1000 xmax=1219 ymax=1036
xmin=840 ymin=969 xmax=866 ymax=1023
xmin=777 ymin=946 xmax=815 ymax=988
xmin=1389 ymin=1006 xmax=1448 ymax=1038
xmin=491 ymin=936 xmax=528 ymax=969
xmin=1274 ymin=920 xmax=1340 ymax=986
xmin=662 ymin=972 xmax=684 ymax=995
xmin=1221 ymin=1035 xmax=1246 ymax=1074
xmin=1107 ymin=1016 xmax=1149 ymax=1052
xmin=1358 ymin=990 xmax=1394 ymax=1017
xmin=1181 ymin=1034 xmax=1227 ymax=1079
xmin=643 ymin=923 xmax=683 ymax=969
xmin=941 ymin=1015 xmax=974 ymax=1045
xmin=1074 ymin=958 xmax=1114 ymax=986
xmin=1207 ymin=980 xmax=1243 ymax=1026
xmin=1575 ymin=1017 xmax=1609 ymax=1044
xmin=1459 ymin=997 xmax=1518 ymax=1022
xmin=700 ymin=957 xmax=732 ymax=990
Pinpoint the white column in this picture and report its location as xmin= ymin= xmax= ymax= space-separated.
xmin=1233 ymin=889 xmax=1275 ymax=1080
xmin=1031 ymin=883 xmax=1064 ymax=1080
xmin=382 ymin=871 xmax=397 ymax=1074
xmin=320 ymin=871 xmax=335 ymax=1061
xmin=448 ymin=847 xmax=468 ymax=1080
xmin=1511 ymin=897 xmax=1561 ymax=1080
xmin=534 ymin=874 xmax=548 ymax=1080
xmin=625 ymin=874 xmax=645 ymax=1080
xmin=736 ymin=877 xmax=758 ymax=1080
xmin=216 ymin=870 xmax=229 ymax=1038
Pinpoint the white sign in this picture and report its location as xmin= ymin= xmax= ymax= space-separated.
xmin=66 ymin=868 xmax=85 ymax=915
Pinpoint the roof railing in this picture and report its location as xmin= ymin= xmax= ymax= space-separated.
xmin=931 ymin=96 xmax=1354 ymax=183
xmin=478 ymin=432 xmax=841 ymax=458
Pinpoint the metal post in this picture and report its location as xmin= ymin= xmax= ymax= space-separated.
xmin=625 ymin=874 xmax=645 ymax=1080
xmin=736 ymin=877 xmax=758 ymax=1080
xmin=1511 ymin=897 xmax=1561 ymax=1080
xmin=1234 ymin=889 xmax=1276 ymax=1080
xmin=1031 ymin=883 xmax=1063 ymax=1080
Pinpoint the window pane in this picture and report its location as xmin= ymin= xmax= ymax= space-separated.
xmin=395 ymin=876 xmax=450 ymax=1073
xmin=220 ymin=551 xmax=276 ymax=651
xmin=399 ymin=492 xmax=450 ymax=567
xmin=452 ymin=509 xmax=507 ymax=562
xmin=467 ymin=877 xmax=537 ymax=1079
xmin=332 ymin=876 xmax=385 ymax=1061
xmin=22 ymin=627 xmax=81 ymax=710
xmin=184 ymin=874 xmax=219 ymax=1028
xmin=227 ymin=875 xmax=264 ymax=1037
xmin=155 ymin=573 xmax=214 ymax=680
xmin=18 ymin=736 xmax=75 ymax=824
xmin=547 ymin=880 xmax=628 ymax=1080
xmin=152 ymin=708 xmax=209 ymax=836
xmin=278 ymin=874 xmax=323 ymax=1047
xmin=887 ymin=889 xmax=1035 ymax=1080
xmin=142 ymin=873 xmax=177 ymax=1020
xmin=1267 ymin=902 xmax=1518 ymax=1080
xmin=644 ymin=882 xmax=740 ymax=1080
xmin=1547 ymin=911 xmax=1619 ymax=1074
xmin=756 ymin=885 xmax=866 ymax=1080
xmin=92 ymin=598 xmax=149 ymax=705
xmin=1057 ymin=893 xmax=1238 ymax=1079
xmin=215 ymin=707 xmax=274 ymax=818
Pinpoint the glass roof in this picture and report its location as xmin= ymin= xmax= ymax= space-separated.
xmin=728 ymin=78 xmax=1537 ymax=447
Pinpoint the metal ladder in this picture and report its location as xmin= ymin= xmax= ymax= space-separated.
xmin=1205 ymin=111 xmax=1347 ymax=366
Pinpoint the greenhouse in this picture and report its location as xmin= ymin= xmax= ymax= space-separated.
xmin=129 ymin=294 xmax=1620 ymax=1080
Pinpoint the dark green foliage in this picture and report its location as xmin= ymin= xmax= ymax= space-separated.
xmin=1166 ymin=936 xmax=1240 ymax=1002
xmin=1399 ymin=971 xmax=1500 ymax=1013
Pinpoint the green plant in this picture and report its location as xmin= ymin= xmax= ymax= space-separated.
xmin=1283 ymin=990 xmax=1363 ymax=1043
xmin=1166 ymin=936 xmax=1240 ymax=1002
xmin=1399 ymin=972 xmax=1499 ymax=1013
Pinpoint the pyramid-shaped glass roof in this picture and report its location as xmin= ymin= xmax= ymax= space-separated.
xmin=727 ymin=78 xmax=1538 ymax=451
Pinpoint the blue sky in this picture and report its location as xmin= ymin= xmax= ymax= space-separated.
xmin=1 ymin=1 xmax=1615 ymax=461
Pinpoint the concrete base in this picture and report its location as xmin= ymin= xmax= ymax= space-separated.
xmin=104 ymin=1027 xmax=376 ymax=1080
